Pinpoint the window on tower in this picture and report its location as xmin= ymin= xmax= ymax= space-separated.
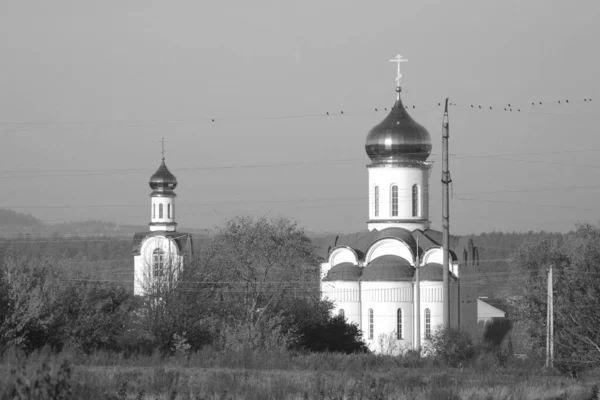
xmin=412 ymin=184 xmax=420 ymax=217
xmin=168 ymin=204 xmax=171 ymax=219
xmin=397 ymin=309 xmax=403 ymax=339
xmin=153 ymin=204 xmax=156 ymax=219
xmin=391 ymin=185 xmax=398 ymax=216
xmin=425 ymin=308 xmax=431 ymax=338
xmin=152 ymin=248 xmax=165 ymax=278
xmin=159 ymin=204 xmax=163 ymax=219
xmin=374 ymin=186 xmax=379 ymax=217
xmin=368 ymin=308 xmax=374 ymax=339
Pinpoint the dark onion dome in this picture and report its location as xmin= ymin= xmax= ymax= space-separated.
xmin=322 ymin=262 xmax=362 ymax=281
xmin=365 ymin=91 xmax=432 ymax=164
xmin=149 ymin=159 xmax=178 ymax=192
xmin=362 ymin=255 xmax=414 ymax=281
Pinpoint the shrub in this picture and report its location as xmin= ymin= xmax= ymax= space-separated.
xmin=423 ymin=326 xmax=476 ymax=367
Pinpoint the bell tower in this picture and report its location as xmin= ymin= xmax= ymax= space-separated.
xmin=149 ymin=138 xmax=177 ymax=232
xmin=365 ymin=55 xmax=432 ymax=231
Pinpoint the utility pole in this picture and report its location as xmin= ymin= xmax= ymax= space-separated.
xmin=415 ymin=236 xmax=421 ymax=351
xmin=442 ymin=98 xmax=451 ymax=328
xmin=546 ymin=264 xmax=554 ymax=368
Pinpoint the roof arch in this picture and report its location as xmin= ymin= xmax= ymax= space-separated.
xmin=365 ymin=237 xmax=414 ymax=265
xmin=329 ymin=246 xmax=359 ymax=266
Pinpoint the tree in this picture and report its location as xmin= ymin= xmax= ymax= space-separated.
xmin=509 ymin=223 xmax=600 ymax=375
xmin=133 ymin=241 xmax=226 ymax=353
xmin=278 ymin=296 xmax=368 ymax=353
xmin=214 ymin=216 xmax=318 ymax=325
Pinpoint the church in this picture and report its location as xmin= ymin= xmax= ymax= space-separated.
xmin=320 ymin=56 xmax=480 ymax=352
xmin=131 ymin=155 xmax=193 ymax=296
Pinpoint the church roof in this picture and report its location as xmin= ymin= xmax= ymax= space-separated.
xmin=419 ymin=262 xmax=457 ymax=281
xmin=322 ymin=262 xmax=361 ymax=281
xmin=131 ymin=231 xmax=193 ymax=256
xmin=319 ymin=227 xmax=469 ymax=261
xmin=149 ymin=159 xmax=178 ymax=192
xmin=362 ymin=255 xmax=414 ymax=281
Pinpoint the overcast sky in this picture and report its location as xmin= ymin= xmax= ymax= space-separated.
xmin=1 ymin=0 xmax=599 ymax=235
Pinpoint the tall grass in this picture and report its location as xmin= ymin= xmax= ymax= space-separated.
xmin=0 ymin=347 xmax=596 ymax=400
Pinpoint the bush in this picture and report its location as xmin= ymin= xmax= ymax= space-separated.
xmin=423 ymin=326 xmax=476 ymax=367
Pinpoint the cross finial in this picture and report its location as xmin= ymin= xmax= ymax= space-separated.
xmin=389 ymin=54 xmax=408 ymax=93
xmin=160 ymin=137 xmax=166 ymax=161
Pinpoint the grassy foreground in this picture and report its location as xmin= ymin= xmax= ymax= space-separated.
xmin=1 ymin=348 xmax=598 ymax=400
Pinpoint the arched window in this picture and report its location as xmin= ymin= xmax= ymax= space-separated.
xmin=412 ymin=184 xmax=419 ymax=217
xmin=368 ymin=308 xmax=374 ymax=339
xmin=374 ymin=186 xmax=379 ymax=217
xmin=153 ymin=204 xmax=156 ymax=218
xmin=339 ymin=309 xmax=345 ymax=318
xmin=397 ymin=309 xmax=403 ymax=339
xmin=159 ymin=204 xmax=163 ymax=218
xmin=425 ymin=308 xmax=431 ymax=338
xmin=168 ymin=204 xmax=171 ymax=219
xmin=391 ymin=185 xmax=398 ymax=216
xmin=152 ymin=248 xmax=165 ymax=277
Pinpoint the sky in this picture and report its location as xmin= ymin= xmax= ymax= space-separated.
xmin=1 ymin=0 xmax=599 ymax=235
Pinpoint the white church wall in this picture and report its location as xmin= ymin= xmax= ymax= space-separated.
xmin=321 ymin=281 xmax=361 ymax=328
xmin=361 ymin=281 xmax=414 ymax=353
xmin=134 ymin=235 xmax=182 ymax=296
xmin=366 ymin=238 xmax=414 ymax=265
xmin=367 ymin=166 xmax=430 ymax=231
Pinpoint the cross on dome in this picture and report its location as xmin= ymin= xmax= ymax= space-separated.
xmin=160 ymin=137 xmax=166 ymax=161
xmin=389 ymin=54 xmax=408 ymax=90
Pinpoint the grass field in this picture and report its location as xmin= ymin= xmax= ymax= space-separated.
xmin=1 ymin=348 xmax=598 ymax=400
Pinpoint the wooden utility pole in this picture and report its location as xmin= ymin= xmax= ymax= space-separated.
xmin=546 ymin=264 xmax=554 ymax=368
xmin=442 ymin=98 xmax=451 ymax=328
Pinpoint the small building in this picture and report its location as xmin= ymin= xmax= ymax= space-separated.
xmin=131 ymin=156 xmax=193 ymax=296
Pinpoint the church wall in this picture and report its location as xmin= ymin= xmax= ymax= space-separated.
xmin=367 ymin=166 xmax=430 ymax=231
xmin=134 ymin=235 xmax=182 ymax=296
xmin=361 ymin=281 xmax=414 ymax=352
xmin=321 ymin=280 xmax=361 ymax=328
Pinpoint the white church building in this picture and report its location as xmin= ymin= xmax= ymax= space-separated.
xmin=131 ymin=156 xmax=193 ymax=296
xmin=320 ymin=56 xmax=480 ymax=352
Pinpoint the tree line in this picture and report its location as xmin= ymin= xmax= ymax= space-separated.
xmin=0 ymin=216 xmax=366 ymax=355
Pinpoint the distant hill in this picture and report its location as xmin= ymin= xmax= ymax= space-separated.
xmin=0 ymin=208 xmax=212 ymax=238
xmin=0 ymin=208 xmax=44 ymax=235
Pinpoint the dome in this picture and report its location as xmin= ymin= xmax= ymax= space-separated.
xmin=362 ymin=255 xmax=414 ymax=281
xmin=323 ymin=262 xmax=362 ymax=281
xmin=149 ymin=159 xmax=178 ymax=192
xmin=365 ymin=91 xmax=432 ymax=164
xmin=418 ymin=263 xmax=457 ymax=281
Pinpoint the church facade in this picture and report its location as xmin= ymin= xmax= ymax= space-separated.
xmin=131 ymin=157 xmax=193 ymax=296
xmin=320 ymin=57 xmax=478 ymax=352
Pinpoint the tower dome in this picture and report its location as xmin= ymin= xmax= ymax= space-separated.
xmin=365 ymin=88 xmax=432 ymax=164
xmin=149 ymin=159 xmax=178 ymax=192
